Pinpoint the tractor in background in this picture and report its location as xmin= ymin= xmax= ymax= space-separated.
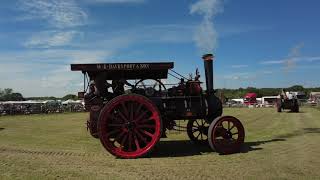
xmin=276 ymin=89 xmax=299 ymax=112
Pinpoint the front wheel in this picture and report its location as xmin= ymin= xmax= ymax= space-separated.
xmin=208 ymin=116 xmax=245 ymax=154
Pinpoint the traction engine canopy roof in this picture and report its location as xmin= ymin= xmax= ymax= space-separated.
xmin=71 ymin=62 xmax=174 ymax=80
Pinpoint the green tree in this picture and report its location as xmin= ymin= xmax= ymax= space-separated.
xmin=288 ymin=85 xmax=304 ymax=92
xmin=0 ymin=88 xmax=24 ymax=101
xmin=62 ymin=94 xmax=78 ymax=100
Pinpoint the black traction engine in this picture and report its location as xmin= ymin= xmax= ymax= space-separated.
xmin=71 ymin=54 xmax=245 ymax=158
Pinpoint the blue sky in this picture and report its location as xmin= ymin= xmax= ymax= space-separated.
xmin=0 ymin=0 xmax=320 ymax=97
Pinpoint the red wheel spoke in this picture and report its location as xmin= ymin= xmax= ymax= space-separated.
xmin=133 ymin=134 xmax=141 ymax=150
xmin=120 ymin=102 xmax=129 ymax=118
xmin=129 ymin=102 xmax=134 ymax=121
xmin=114 ymin=131 xmax=126 ymax=143
xmin=139 ymin=116 xmax=156 ymax=124
xmin=109 ymin=114 xmax=117 ymax=121
xmin=118 ymin=110 xmax=128 ymax=123
xmin=134 ymin=110 xmax=148 ymax=123
xmin=120 ymin=133 xmax=128 ymax=148
xmin=141 ymin=130 xmax=154 ymax=138
xmin=134 ymin=129 xmax=148 ymax=144
xmin=128 ymin=132 xmax=133 ymax=151
xmin=137 ymin=124 xmax=155 ymax=129
xmin=232 ymin=132 xmax=239 ymax=135
xmin=106 ymin=129 xmax=121 ymax=137
xmin=134 ymin=103 xmax=143 ymax=119
xmin=108 ymin=123 xmax=123 ymax=127
xmin=229 ymin=125 xmax=235 ymax=131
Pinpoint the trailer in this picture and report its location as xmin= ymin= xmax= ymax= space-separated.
xmin=71 ymin=54 xmax=245 ymax=158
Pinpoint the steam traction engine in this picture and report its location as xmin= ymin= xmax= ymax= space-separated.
xmin=276 ymin=90 xmax=299 ymax=113
xmin=71 ymin=54 xmax=245 ymax=158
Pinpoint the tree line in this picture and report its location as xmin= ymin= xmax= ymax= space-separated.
xmin=1 ymin=85 xmax=320 ymax=101
xmin=0 ymin=88 xmax=78 ymax=101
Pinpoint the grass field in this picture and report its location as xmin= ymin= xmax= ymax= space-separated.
xmin=1 ymin=108 xmax=320 ymax=180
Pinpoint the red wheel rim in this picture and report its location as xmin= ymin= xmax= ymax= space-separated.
xmin=99 ymin=95 xmax=161 ymax=158
xmin=211 ymin=116 xmax=245 ymax=154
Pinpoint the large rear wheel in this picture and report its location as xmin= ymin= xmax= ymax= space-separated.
xmin=208 ymin=116 xmax=245 ymax=154
xmin=98 ymin=94 xmax=162 ymax=158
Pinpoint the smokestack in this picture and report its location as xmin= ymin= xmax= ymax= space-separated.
xmin=202 ymin=54 xmax=214 ymax=94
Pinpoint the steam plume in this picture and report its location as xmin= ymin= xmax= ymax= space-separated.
xmin=284 ymin=43 xmax=304 ymax=72
xmin=190 ymin=0 xmax=224 ymax=53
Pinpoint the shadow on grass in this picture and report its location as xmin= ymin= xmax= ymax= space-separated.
xmin=275 ymin=128 xmax=320 ymax=139
xmin=149 ymin=140 xmax=211 ymax=158
xmin=286 ymin=111 xmax=304 ymax=113
xmin=148 ymin=128 xmax=320 ymax=158
xmin=149 ymin=139 xmax=286 ymax=158
xmin=0 ymin=128 xmax=4 ymax=131
xmin=240 ymin=138 xmax=285 ymax=153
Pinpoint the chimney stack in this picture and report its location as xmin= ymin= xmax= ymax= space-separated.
xmin=202 ymin=54 xmax=214 ymax=95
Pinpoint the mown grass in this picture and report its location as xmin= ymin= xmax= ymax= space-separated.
xmin=0 ymin=108 xmax=320 ymax=180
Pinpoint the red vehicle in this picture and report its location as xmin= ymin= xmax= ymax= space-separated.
xmin=244 ymin=93 xmax=257 ymax=105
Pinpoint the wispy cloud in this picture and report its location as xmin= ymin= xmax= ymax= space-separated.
xmin=24 ymin=31 xmax=80 ymax=48
xmin=260 ymin=56 xmax=320 ymax=65
xmin=260 ymin=59 xmax=288 ymax=65
xmin=262 ymin=70 xmax=273 ymax=74
xmin=0 ymin=49 xmax=113 ymax=97
xmin=18 ymin=0 xmax=88 ymax=28
xmin=231 ymin=64 xmax=249 ymax=68
xmin=78 ymin=24 xmax=194 ymax=49
xmin=223 ymin=72 xmax=253 ymax=80
xmin=84 ymin=0 xmax=145 ymax=3
xmin=260 ymin=43 xmax=306 ymax=70
xmin=190 ymin=0 xmax=224 ymax=53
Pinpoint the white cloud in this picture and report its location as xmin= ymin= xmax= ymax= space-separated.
xmin=0 ymin=49 xmax=113 ymax=97
xmin=84 ymin=0 xmax=145 ymax=3
xmin=260 ymin=56 xmax=320 ymax=65
xmin=18 ymin=0 xmax=87 ymax=28
xmin=74 ymin=24 xmax=194 ymax=50
xmin=306 ymin=56 xmax=320 ymax=62
xmin=262 ymin=70 xmax=273 ymax=74
xmin=231 ymin=64 xmax=249 ymax=68
xmin=260 ymin=59 xmax=287 ymax=65
xmin=260 ymin=43 xmax=304 ymax=71
xmin=223 ymin=72 xmax=252 ymax=80
xmin=24 ymin=31 xmax=79 ymax=48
